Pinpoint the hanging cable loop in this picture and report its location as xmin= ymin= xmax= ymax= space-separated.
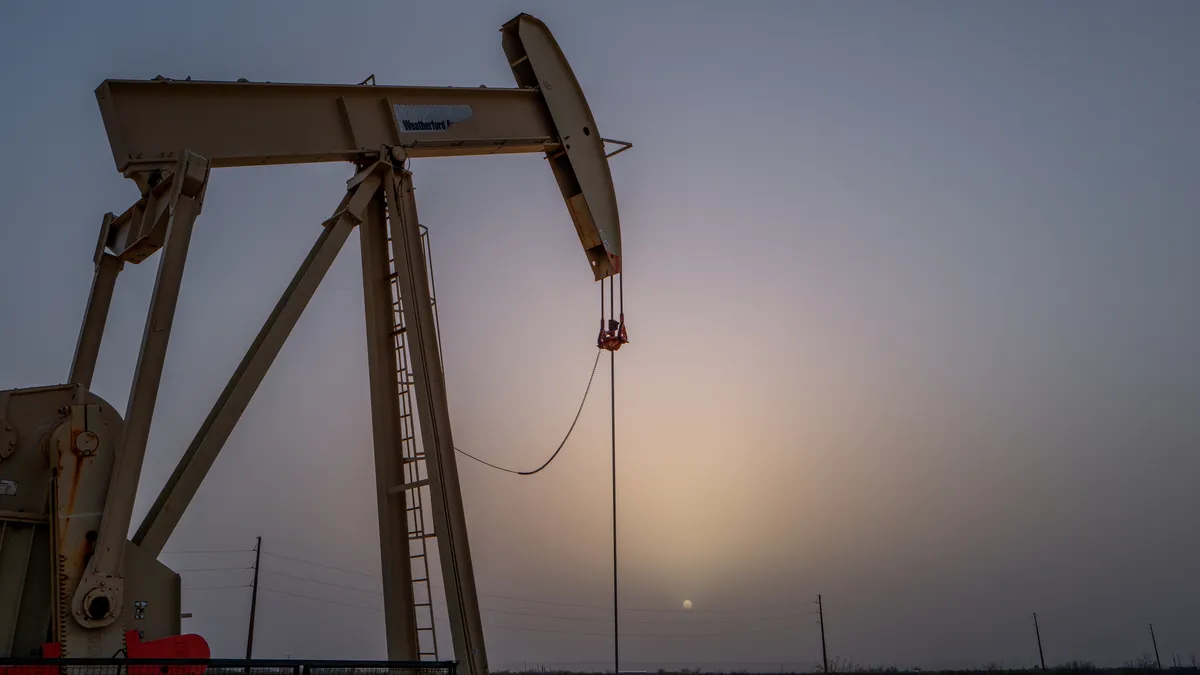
xmin=454 ymin=348 xmax=603 ymax=475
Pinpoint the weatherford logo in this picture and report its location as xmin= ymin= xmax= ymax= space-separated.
xmin=394 ymin=104 xmax=473 ymax=133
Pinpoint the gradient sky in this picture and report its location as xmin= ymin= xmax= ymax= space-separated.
xmin=3 ymin=0 xmax=1200 ymax=670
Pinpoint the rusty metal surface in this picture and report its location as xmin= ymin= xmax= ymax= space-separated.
xmin=0 ymin=386 xmax=124 ymax=658
xmin=79 ymin=152 xmax=208 ymax=637
xmin=48 ymin=403 xmax=124 ymax=656
xmin=1 ymin=11 xmax=625 ymax=667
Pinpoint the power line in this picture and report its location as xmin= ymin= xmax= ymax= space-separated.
xmin=470 ymin=593 xmax=615 ymax=611
xmin=480 ymin=606 xmax=819 ymax=626
xmin=260 ymin=551 xmax=375 ymax=578
xmin=472 ymin=591 xmax=814 ymax=615
xmin=173 ymin=566 xmax=254 ymax=573
xmin=260 ymin=586 xmax=793 ymax=639
xmin=485 ymin=621 xmax=803 ymax=640
xmin=257 ymin=550 xmax=815 ymax=620
xmin=487 ymin=623 xmax=612 ymax=638
xmin=261 ymin=569 xmax=382 ymax=595
xmin=260 ymin=587 xmax=383 ymax=612
xmin=259 ymin=549 xmax=815 ymax=615
xmin=622 ymin=610 xmax=820 ymax=626
xmin=161 ymin=549 xmax=255 ymax=555
xmin=454 ymin=348 xmax=602 ymax=475
xmin=482 ymin=607 xmax=612 ymax=623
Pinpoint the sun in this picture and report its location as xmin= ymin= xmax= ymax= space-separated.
xmin=683 ymin=600 xmax=693 ymax=611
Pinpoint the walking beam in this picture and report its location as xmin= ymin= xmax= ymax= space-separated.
xmin=97 ymin=81 xmax=557 ymax=172
xmin=95 ymin=15 xmax=622 ymax=281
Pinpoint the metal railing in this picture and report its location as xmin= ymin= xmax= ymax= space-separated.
xmin=0 ymin=659 xmax=456 ymax=675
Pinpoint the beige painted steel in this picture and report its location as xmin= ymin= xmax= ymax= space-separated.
xmin=93 ymin=15 xmax=623 ymax=283
xmin=51 ymin=403 xmax=127 ymax=655
xmin=133 ymin=168 xmax=383 ymax=556
xmin=0 ymin=385 xmax=180 ymax=657
xmin=102 ymin=155 xmax=212 ymax=263
xmin=0 ymin=385 xmax=60 ymax=658
xmin=0 ymin=385 xmax=105 ymax=657
xmin=69 ymin=214 xmax=122 ymax=389
xmin=78 ymin=152 xmax=209 ymax=627
xmin=0 ymin=521 xmax=37 ymax=656
xmin=360 ymin=180 xmax=421 ymax=660
xmin=1 ymin=10 xmax=624 ymax=666
xmin=502 ymin=14 xmax=622 ymax=279
xmin=9 ymin=523 xmax=50 ymax=657
xmin=385 ymin=168 xmax=487 ymax=675
xmin=96 ymin=81 xmax=557 ymax=173
xmin=123 ymin=540 xmax=182 ymax=641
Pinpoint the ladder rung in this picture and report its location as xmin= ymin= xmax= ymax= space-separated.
xmin=391 ymin=326 xmax=407 ymax=336
xmin=390 ymin=478 xmax=431 ymax=495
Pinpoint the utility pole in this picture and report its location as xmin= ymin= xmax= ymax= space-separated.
xmin=1149 ymin=623 xmax=1161 ymax=670
xmin=246 ymin=537 xmax=262 ymax=660
xmin=817 ymin=595 xmax=828 ymax=675
xmin=1033 ymin=613 xmax=1046 ymax=670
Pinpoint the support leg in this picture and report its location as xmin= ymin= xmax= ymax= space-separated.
xmin=385 ymin=167 xmax=488 ymax=675
xmin=69 ymin=214 xmax=122 ymax=389
xmin=75 ymin=152 xmax=210 ymax=627
xmin=361 ymin=182 xmax=421 ymax=660
xmin=132 ymin=169 xmax=381 ymax=555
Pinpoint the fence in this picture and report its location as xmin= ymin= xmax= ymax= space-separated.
xmin=0 ymin=659 xmax=457 ymax=675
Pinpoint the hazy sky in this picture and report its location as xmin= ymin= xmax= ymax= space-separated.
xmin=2 ymin=0 xmax=1200 ymax=670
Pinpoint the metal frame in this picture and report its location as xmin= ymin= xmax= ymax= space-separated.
xmin=132 ymin=165 xmax=385 ymax=556
xmin=76 ymin=151 xmax=210 ymax=635
xmin=382 ymin=168 xmax=486 ymax=674
xmin=359 ymin=170 xmax=422 ymax=660
xmin=5 ymin=11 xmax=626 ymax=673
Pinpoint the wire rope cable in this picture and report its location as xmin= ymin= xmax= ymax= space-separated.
xmin=454 ymin=348 xmax=603 ymax=475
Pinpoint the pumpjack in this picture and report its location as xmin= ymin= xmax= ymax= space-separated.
xmin=0 ymin=14 xmax=627 ymax=675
